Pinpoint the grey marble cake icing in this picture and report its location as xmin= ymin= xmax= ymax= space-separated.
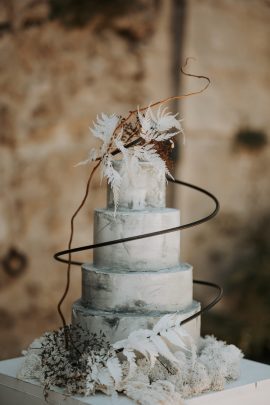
xmin=72 ymin=161 xmax=201 ymax=342
xmin=93 ymin=208 xmax=180 ymax=271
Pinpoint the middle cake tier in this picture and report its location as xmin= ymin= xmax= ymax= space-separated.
xmin=93 ymin=208 xmax=180 ymax=271
xmin=81 ymin=263 xmax=193 ymax=313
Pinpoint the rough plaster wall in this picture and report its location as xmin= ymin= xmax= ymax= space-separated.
xmin=176 ymin=0 xmax=270 ymax=311
xmin=0 ymin=0 xmax=172 ymax=359
xmin=0 ymin=0 xmax=269 ymax=361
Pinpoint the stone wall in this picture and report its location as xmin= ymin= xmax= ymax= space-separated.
xmin=0 ymin=0 xmax=172 ymax=358
xmin=0 ymin=0 xmax=269 ymax=361
xmin=176 ymin=0 xmax=270 ymax=361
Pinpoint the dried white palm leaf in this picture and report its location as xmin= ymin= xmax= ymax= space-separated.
xmin=102 ymin=155 xmax=122 ymax=213
xmin=153 ymin=314 xmax=196 ymax=363
xmin=106 ymin=356 xmax=123 ymax=386
xmin=95 ymin=367 xmax=114 ymax=388
xmin=75 ymin=148 xmax=98 ymax=167
xmin=91 ymin=113 xmax=119 ymax=143
xmin=114 ymin=132 xmax=130 ymax=164
xmin=138 ymin=106 xmax=183 ymax=143
xmin=152 ymin=106 xmax=182 ymax=132
xmin=137 ymin=106 xmax=153 ymax=139
xmin=132 ymin=144 xmax=173 ymax=180
xmin=114 ymin=330 xmax=158 ymax=369
xmin=76 ymin=114 xmax=119 ymax=167
xmin=150 ymin=335 xmax=180 ymax=365
xmin=152 ymin=313 xmax=185 ymax=334
xmin=129 ymin=331 xmax=159 ymax=368
xmin=160 ymin=329 xmax=189 ymax=352
xmin=123 ymin=349 xmax=137 ymax=378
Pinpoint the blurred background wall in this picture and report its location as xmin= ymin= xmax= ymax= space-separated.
xmin=0 ymin=0 xmax=269 ymax=363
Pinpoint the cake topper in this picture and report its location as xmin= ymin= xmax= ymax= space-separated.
xmin=77 ymin=106 xmax=183 ymax=212
xmin=75 ymin=57 xmax=210 ymax=210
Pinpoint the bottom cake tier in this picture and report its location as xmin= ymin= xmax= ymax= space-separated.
xmin=72 ymin=300 xmax=201 ymax=344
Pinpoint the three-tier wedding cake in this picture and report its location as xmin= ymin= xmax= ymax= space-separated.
xmin=72 ymin=160 xmax=201 ymax=344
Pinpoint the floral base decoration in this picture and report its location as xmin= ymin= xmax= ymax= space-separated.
xmin=18 ymin=313 xmax=243 ymax=405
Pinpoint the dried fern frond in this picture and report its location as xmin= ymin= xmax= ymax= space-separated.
xmin=101 ymin=156 xmax=122 ymax=214
xmin=76 ymin=104 xmax=184 ymax=211
xmin=91 ymin=113 xmax=119 ymax=143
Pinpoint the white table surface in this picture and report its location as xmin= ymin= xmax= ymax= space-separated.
xmin=0 ymin=357 xmax=270 ymax=405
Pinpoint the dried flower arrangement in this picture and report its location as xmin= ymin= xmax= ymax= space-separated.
xmin=76 ymin=106 xmax=183 ymax=212
xmin=18 ymin=316 xmax=243 ymax=405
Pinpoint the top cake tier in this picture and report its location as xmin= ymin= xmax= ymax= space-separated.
xmin=107 ymin=160 xmax=166 ymax=210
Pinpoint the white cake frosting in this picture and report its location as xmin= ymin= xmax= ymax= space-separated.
xmin=72 ymin=300 xmax=201 ymax=343
xmin=81 ymin=263 xmax=193 ymax=312
xmin=93 ymin=208 xmax=180 ymax=271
